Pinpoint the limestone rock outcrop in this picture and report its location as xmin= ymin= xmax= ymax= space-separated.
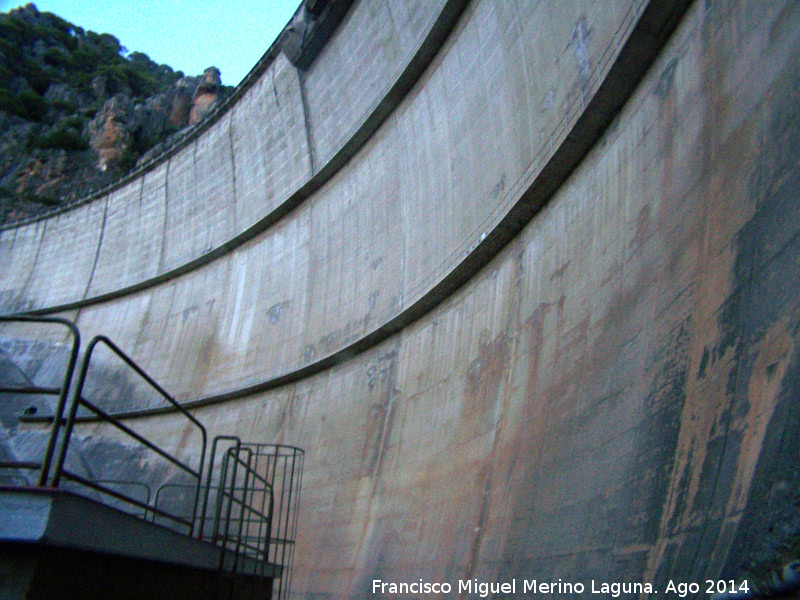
xmin=189 ymin=67 xmax=222 ymax=125
xmin=0 ymin=2 xmax=233 ymax=223
xmin=87 ymin=94 xmax=134 ymax=172
xmin=86 ymin=70 xmax=225 ymax=172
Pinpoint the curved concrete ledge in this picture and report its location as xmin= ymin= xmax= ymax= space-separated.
xmin=44 ymin=0 xmax=693 ymax=420
xmin=4 ymin=0 xmax=676 ymax=406
xmin=3 ymin=0 xmax=800 ymax=594
xmin=0 ymin=0 xmax=464 ymax=312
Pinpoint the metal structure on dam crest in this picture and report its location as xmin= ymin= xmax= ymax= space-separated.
xmin=2 ymin=0 xmax=800 ymax=597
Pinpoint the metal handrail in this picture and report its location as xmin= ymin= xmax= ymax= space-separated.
xmin=62 ymin=472 xmax=192 ymax=524
xmin=52 ymin=335 xmax=207 ymax=534
xmin=0 ymin=315 xmax=80 ymax=486
xmin=154 ymin=482 xmax=198 ymax=523
xmin=1 ymin=320 xmax=303 ymax=592
xmin=222 ymin=445 xmax=256 ymax=573
xmin=93 ymin=479 xmax=152 ymax=516
xmin=202 ymin=435 xmax=242 ymax=540
xmin=0 ymin=386 xmax=61 ymax=395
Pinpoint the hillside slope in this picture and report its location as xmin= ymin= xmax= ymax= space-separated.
xmin=0 ymin=3 xmax=231 ymax=224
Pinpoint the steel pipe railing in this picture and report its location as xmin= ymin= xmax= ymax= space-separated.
xmin=0 ymin=315 xmax=80 ymax=486
xmin=51 ymin=334 xmax=207 ymax=534
xmin=1 ymin=320 xmax=303 ymax=594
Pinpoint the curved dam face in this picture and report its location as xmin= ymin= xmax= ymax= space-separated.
xmin=2 ymin=0 xmax=800 ymax=596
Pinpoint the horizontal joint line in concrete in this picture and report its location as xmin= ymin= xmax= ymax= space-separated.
xmin=12 ymin=0 xmax=471 ymax=318
xmin=11 ymin=0 xmax=694 ymax=421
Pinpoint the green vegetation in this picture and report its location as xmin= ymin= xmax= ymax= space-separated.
xmin=117 ymin=148 xmax=138 ymax=173
xmin=0 ymin=88 xmax=46 ymax=121
xmin=30 ymin=126 xmax=88 ymax=151
xmin=0 ymin=3 xmax=228 ymax=223
xmin=0 ymin=4 xmax=183 ymax=123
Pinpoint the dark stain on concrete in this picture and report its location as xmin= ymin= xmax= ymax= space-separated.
xmin=81 ymin=364 xmax=140 ymax=412
xmin=461 ymin=331 xmax=510 ymax=442
xmin=524 ymin=303 xmax=553 ymax=390
xmin=301 ymin=344 xmax=316 ymax=364
xmin=569 ymin=14 xmax=594 ymax=81
xmin=655 ymin=57 xmax=679 ymax=98
xmin=367 ymin=291 xmax=379 ymax=313
xmin=459 ymin=464 xmax=494 ymax=598
xmin=628 ymin=319 xmax=691 ymax=560
xmin=5 ymin=427 xmax=179 ymax=510
xmin=643 ymin=319 xmax=690 ymax=414
xmin=549 ymin=260 xmax=571 ymax=281
xmin=715 ymin=49 xmax=800 ymax=579
xmin=0 ymin=344 xmax=42 ymax=430
xmin=491 ymin=174 xmax=507 ymax=199
xmin=642 ymin=34 xmax=800 ymax=587
xmin=498 ymin=244 xmax=692 ymax=587
xmin=359 ymin=348 xmax=398 ymax=479
xmin=721 ymin=335 xmax=800 ymax=580
xmin=267 ymin=301 xmax=290 ymax=324
xmin=351 ymin=524 xmax=401 ymax=600
xmin=698 ymin=345 xmax=710 ymax=378
xmin=173 ymin=420 xmax=196 ymax=459
xmin=185 ymin=331 xmax=218 ymax=399
xmin=630 ymin=205 xmax=653 ymax=254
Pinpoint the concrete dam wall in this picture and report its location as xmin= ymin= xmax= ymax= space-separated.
xmin=2 ymin=0 xmax=800 ymax=596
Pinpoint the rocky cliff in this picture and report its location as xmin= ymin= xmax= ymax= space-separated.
xmin=0 ymin=4 xmax=231 ymax=224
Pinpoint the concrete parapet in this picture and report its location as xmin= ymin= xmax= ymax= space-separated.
xmin=2 ymin=0 xmax=800 ymax=596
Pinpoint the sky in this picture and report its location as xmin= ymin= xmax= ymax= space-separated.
xmin=1 ymin=0 xmax=302 ymax=86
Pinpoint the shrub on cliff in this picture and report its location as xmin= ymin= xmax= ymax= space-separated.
xmin=0 ymin=3 xmax=228 ymax=225
xmin=30 ymin=126 xmax=88 ymax=151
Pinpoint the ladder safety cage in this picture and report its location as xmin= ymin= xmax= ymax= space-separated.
xmin=210 ymin=437 xmax=274 ymax=575
xmin=202 ymin=437 xmax=304 ymax=600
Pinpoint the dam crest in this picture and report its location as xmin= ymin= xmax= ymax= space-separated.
xmin=2 ymin=0 xmax=800 ymax=597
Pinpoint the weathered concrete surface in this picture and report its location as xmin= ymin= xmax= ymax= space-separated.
xmin=1 ymin=0 xmax=661 ymax=400
xmin=2 ymin=0 xmax=800 ymax=597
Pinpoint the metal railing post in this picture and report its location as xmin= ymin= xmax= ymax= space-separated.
xmin=0 ymin=315 xmax=80 ymax=487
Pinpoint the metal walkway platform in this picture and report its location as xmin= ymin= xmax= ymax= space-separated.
xmin=0 ymin=317 xmax=303 ymax=600
xmin=0 ymin=487 xmax=281 ymax=577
